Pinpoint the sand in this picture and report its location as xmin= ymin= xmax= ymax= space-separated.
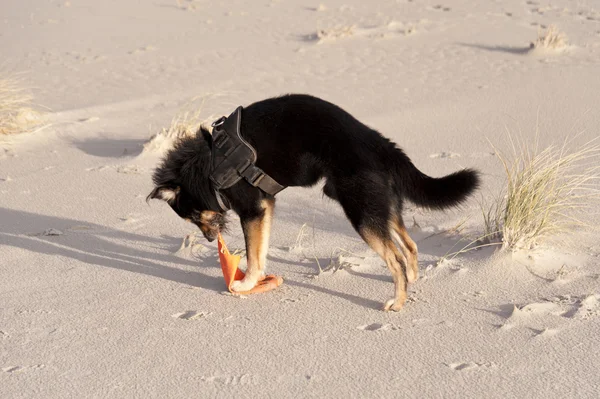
xmin=1 ymin=0 xmax=600 ymax=397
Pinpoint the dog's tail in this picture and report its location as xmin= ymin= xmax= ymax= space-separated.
xmin=392 ymin=149 xmax=480 ymax=210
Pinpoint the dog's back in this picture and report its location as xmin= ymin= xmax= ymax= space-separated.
xmin=239 ymin=93 xmax=479 ymax=211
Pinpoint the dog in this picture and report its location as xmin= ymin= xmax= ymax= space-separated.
xmin=147 ymin=94 xmax=480 ymax=311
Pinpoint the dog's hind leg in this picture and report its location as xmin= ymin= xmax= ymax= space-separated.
xmin=361 ymin=228 xmax=409 ymax=311
xmin=230 ymin=198 xmax=274 ymax=293
xmin=333 ymin=176 xmax=409 ymax=311
xmin=390 ymin=214 xmax=419 ymax=283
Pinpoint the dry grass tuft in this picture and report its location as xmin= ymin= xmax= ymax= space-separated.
xmin=486 ymin=133 xmax=600 ymax=250
xmin=437 ymin=130 xmax=600 ymax=264
xmin=309 ymin=25 xmax=355 ymax=43
xmin=530 ymin=25 xmax=568 ymax=50
xmin=143 ymin=97 xmax=213 ymax=155
xmin=0 ymin=76 xmax=45 ymax=135
xmin=175 ymin=0 xmax=201 ymax=11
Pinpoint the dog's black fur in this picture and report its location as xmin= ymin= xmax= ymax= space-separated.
xmin=148 ymin=93 xmax=480 ymax=310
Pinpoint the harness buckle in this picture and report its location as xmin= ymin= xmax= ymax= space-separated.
xmin=211 ymin=116 xmax=226 ymax=128
xmin=240 ymin=165 xmax=266 ymax=187
xmin=212 ymin=130 xmax=228 ymax=148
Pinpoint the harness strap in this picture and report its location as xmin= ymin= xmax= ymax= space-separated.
xmin=240 ymin=164 xmax=286 ymax=195
xmin=214 ymin=190 xmax=231 ymax=212
xmin=209 ymin=106 xmax=286 ymax=211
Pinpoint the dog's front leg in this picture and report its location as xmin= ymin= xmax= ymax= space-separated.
xmin=230 ymin=199 xmax=274 ymax=293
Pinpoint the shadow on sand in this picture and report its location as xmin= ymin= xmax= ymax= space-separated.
xmin=0 ymin=208 xmax=225 ymax=292
xmin=457 ymin=42 xmax=534 ymax=55
xmin=1 ymin=207 xmax=483 ymax=311
xmin=72 ymin=136 xmax=146 ymax=158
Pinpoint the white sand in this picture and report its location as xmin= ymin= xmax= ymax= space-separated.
xmin=2 ymin=0 xmax=600 ymax=397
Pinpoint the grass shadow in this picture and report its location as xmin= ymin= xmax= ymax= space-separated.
xmin=457 ymin=42 xmax=533 ymax=55
xmin=72 ymin=136 xmax=146 ymax=158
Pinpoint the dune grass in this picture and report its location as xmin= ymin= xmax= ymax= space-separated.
xmin=0 ymin=76 xmax=45 ymax=135
xmin=486 ymin=131 xmax=600 ymax=250
xmin=439 ymin=131 xmax=600 ymax=263
xmin=143 ymin=97 xmax=213 ymax=154
xmin=530 ymin=25 xmax=568 ymax=50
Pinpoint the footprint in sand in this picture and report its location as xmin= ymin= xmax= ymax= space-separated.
xmin=431 ymin=5 xmax=451 ymax=12
xmin=306 ymin=4 xmax=327 ymax=12
xmin=518 ymin=301 xmax=564 ymax=316
xmin=200 ymin=374 xmax=259 ymax=386
xmin=515 ymin=296 xmax=599 ymax=319
xmin=570 ymin=295 xmax=599 ymax=320
xmin=85 ymin=165 xmax=110 ymax=172
xmin=0 ymin=148 xmax=17 ymax=159
xmin=174 ymin=0 xmax=202 ymax=11
xmin=2 ymin=364 xmax=45 ymax=373
xmin=304 ymin=26 xmax=355 ymax=43
xmin=78 ymin=116 xmax=100 ymax=123
xmin=116 ymin=165 xmax=142 ymax=174
xmin=497 ymin=302 xmax=564 ymax=323
xmin=172 ymin=311 xmax=212 ymax=320
xmin=429 ymin=152 xmax=460 ymax=159
xmin=281 ymin=298 xmax=298 ymax=303
xmin=129 ymin=45 xmax=158 ymax=55
xmin=26 ymin=228 xmax=64 ymax=237
xmin=447 ymin=362 xmax=495 ymax=371
xmin=42 ymin=228 xmax=64 ymax=236
xmin=357 ymin=323 xmax=399 ymax=331
xmin=531 ymin=327 xmax=559 ymax=338
xmin=496 ymin=295 xmax=599 ymax=333
xmin=118 ymin=214 xmax=140 ymax=224
xmin=65 ymin=51 xmax=107 ymax=64
xmin=469 ymin=152 xmax=495 ymax=158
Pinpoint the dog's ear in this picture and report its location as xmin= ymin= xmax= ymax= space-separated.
xmin=200 ymin=125 xmax=212 ymax=148
xmin=146 ymin=185 xmax=180 ymax=203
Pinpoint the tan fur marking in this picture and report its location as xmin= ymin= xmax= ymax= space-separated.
xmin=390 ymin=215 xmax=419 ymax=283
xmin=361 ymin=229 xmax=408 ymax=311
xmin=230 ymin=200 xmax=274 ymax=292
xmin=258 ymin=199 xmax=273 ymax=270
xmin=159 ymin=187 xmax=179 ymax=202
xmin=200 ymin=210 xmax=217 ymax=222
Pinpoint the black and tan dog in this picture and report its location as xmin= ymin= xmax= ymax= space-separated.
xmin=148 ymin=94 xmax=479 ymax=311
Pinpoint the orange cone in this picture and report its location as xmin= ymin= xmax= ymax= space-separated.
xmin=217 ymin=233 xmax=283 ymax=295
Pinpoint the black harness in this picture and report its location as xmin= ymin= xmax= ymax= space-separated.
xmin=209 ymin=106 xmax=286 ymax=211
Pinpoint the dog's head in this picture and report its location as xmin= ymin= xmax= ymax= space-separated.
xmin=147 ymin=126 xmax=227 ymax=242
xmin=147 ymin=184 xmax=227 ymax=242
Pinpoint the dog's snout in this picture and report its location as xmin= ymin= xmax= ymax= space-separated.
xmin=203 ymin=230 xmax=218 ymax=242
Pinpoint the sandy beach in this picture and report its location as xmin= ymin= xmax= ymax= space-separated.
xmin=2 ymin=0 xmax=600 ymax=397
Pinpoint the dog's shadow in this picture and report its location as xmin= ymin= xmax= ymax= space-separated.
xmin=1 ymin=208 xmax=481 ymax=311
xmin=0 ymin=208 xmax=225 ymax=292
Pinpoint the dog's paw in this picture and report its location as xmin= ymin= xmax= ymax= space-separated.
xmin=383 ymin=298 xmax=405 ymax=312
xmin=230 ymin=277 xmax=258 ymax=293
